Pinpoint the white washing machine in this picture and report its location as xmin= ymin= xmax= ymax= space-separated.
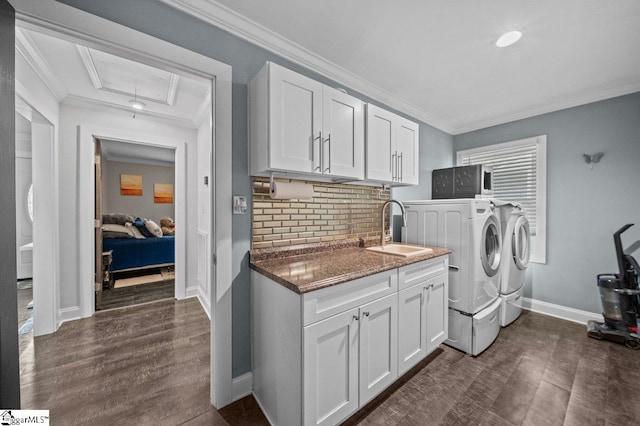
xmin=402 ymin=199 xmax=502 ymax=356
xmin=495 ymin=203 xmax=530 ymax=326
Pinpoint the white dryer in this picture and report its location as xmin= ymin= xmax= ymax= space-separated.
xmin=496 ymin=203 xmax=530 ymax=326
xmin=402 ymin=198 xmax=502 ymax=356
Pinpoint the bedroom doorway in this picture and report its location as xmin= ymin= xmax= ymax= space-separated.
xmin=95 ymin=139 xmax=178 ymax=311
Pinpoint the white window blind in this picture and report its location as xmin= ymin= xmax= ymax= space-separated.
xmin=457 ymin=135 xmax=547 ymax=263
xmin=459 ymin=145 xmax=538 ymax=233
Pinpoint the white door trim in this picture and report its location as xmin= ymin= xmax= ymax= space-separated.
xmin=12 ymin=0 xmax=234 ymax=409
xmin=77 ymin=130 xmax=188 ymax=318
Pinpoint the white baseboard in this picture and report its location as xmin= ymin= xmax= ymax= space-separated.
xmin=232 ymin=372 xmax=253 ymax=402
xmin=521 ymin=297 xmax=601 ymax=325
xmin=252 ymin=390 xmax=274 ymax=426
xmin=185 ymin=286 xmax=199 ymax=298
xmin=197 ymin=287 xmax=211 ymax=320
xmin=57 ymin=306 xmax=81 ymax=327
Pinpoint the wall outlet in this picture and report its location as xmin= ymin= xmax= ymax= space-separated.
xmin=233 ymin=196 xmax=247 ymax=214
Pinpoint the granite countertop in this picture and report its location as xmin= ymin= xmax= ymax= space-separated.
xmin=249 ymin=237 xmax=451 ymax=294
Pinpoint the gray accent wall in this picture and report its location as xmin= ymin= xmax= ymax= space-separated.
xmin=57 ymin=0 xmax=454 ymax=377
xmin=454 ymin=92 xmax=640 ymax=314
xmin=102 ymin=159 xmax=176 ymax=225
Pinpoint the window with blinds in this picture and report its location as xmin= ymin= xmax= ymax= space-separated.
xmin=457 ymin=135 xmax=547 ymax=263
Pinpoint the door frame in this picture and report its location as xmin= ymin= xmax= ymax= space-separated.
xmin=11 ymin=0 xmax=234 ymax=408
xmin=78 ymin=131 xmax=187 ymax=316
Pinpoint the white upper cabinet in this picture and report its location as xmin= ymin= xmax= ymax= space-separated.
xmin=366 ymin=104 xmax=419 ymax=185
xmin=249 ymin=62 xmax=364 ymax=180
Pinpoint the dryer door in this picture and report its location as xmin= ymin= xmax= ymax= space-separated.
xmin=512 ymin=215 xmax=530 ymax=270
xmin=481 ymin=215 xmax=501 ymax=277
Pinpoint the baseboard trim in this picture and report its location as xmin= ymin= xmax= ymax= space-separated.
xmin=232 ymin=372 xmax=253 ymax=402
xmin=521 ymin=297 xmax=601 ymax=325
xmin=57 ymin=306 xmax=81 ymax=327
xmin=252 ymin=390 xmax=275 ymax=426
xmin=185 ymin=286 xmax=199 ymax=298
xmin=197 ymin=287 xmax=211 ymax=320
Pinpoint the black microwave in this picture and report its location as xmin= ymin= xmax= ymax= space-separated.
xmin=432 ymin=165 xmax=493 ymax=199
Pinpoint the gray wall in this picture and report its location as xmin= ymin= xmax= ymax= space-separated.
xmin=56 ymin=0 xmax=453 ymax=377
xmin=103 ymin=159 xmax=175 ymax=224
xmin=454 ymin=92 xmax=640 ymax=313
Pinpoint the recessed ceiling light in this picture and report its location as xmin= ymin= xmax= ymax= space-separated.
xmin=129 ymin=100 xmax=145 ymax=110
xmin=496 ymin=30 xmax=522 ymax=48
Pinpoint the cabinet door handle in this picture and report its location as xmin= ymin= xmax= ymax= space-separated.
xmin=353 ymin=314 xmax=359 ymax=321
xmin=449 ymin=265 xmax=460 ymax=271
xmin=314 ymin=132 xmax=322 ymax=172
xmin=363 ymin=311 xmax=370 ymax=317
xmin=323 ymin=133 xmax=331 ymax=173
xmin=391 ymin=151 xmax=397 ymax=181
xmin=398 ymin=153 xmax=403 ymax=182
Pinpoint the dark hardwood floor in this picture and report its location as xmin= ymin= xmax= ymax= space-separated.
xmin=19 ymin=296 xmax=640 ymax=425
xmin=99 ymin=279 xmax=175 ymax=310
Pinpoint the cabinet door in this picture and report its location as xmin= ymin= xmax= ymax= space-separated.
xmin=426 ymin=273 xmax=448 ymax=354
xmin=395 ymin=117 xmax=419 ymax=185
xmin=366 ymin=104 xmax=396 ymax=182
xmin=322 ymin=87 xmax=364 ymax=179
xmin=269 ymin=64 xmax=323 ymax=173
xmin=304 ymin=307 xmax=359 ymax=426
xmin=359 ymin=293 xmax=398 ymax=405
xmin=397 ymin=284 xmax=427 ymax=375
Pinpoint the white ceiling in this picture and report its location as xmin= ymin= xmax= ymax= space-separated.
xmin=16 ymin=27 xmax=211 ymax=129
xmin=164 ymin=0 xmax=640 ymax=134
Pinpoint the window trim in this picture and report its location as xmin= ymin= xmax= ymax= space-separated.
xmin=457 ymin=135 xmax=547 ymax=264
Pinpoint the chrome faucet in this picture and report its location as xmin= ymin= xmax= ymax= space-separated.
xmin=380 ymin=199 xmax=407 ymax=247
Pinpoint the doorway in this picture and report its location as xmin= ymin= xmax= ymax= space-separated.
xmin=11 ymin=0 xmax=234 ymax=408
xmin=96 ymin=139 xmax=178 ymax=311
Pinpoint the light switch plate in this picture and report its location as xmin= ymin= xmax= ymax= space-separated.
xmin=233 ymin=196 xmax=247 ymax=214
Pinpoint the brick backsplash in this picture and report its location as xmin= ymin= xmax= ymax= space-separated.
xmin=252 ymin=177 xmax=391 ymax=249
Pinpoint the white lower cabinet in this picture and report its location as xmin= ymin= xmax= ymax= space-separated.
xmin=303 ymin=293 xmax=398 ymax=426
xmin=252 ymin=255 xmax=448 ymax=426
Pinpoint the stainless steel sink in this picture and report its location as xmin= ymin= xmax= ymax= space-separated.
xmin=365 ymin=243 xmax=433 ymax=258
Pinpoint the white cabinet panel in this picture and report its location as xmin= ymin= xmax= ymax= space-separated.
xmin=269 ymin=64 xmax=323 ymax=173
xmin=322 ymin=87 xmax=364 ymax=179
xmin=366 ymin=103 xmax=419 ymax=185
xmin=304 ymin=307 xmax=359 ymax=426
xmin=398 ymin=284 xmax=426 ymax=375
xmin=396 ymin=118 xmax=419 ymax=185
xmin=365 ymin=104 xmax=395 ymax=182
xmin=359 ymin=293 xmax=398 ymax=403
xmin=426 ymin=273 xmax=449 ymax=353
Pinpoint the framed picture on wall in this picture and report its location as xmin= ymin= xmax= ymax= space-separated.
xmin=120 ymin=174 xmax=143 ymax=196
xmin=154 ymin=183 xmax=174 ymax=204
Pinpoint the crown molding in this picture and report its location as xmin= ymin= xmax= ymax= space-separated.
xmin=451 ymin=81 xmax=640 ymax=135
xmin=76 ymin=45 xmax=103 ymax=89
xmin=15 ymin=27 xmax=68 ymax=101
xmin=167 ymin=74 xmax=180 ymax=105
xmin=159 ymin=0 xmax=454 ymax=134
xmin=62 ymin=94 xmax=197 ymax=129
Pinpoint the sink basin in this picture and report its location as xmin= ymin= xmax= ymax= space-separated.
xmin=366 ymin=243 xmax=433 ymax=258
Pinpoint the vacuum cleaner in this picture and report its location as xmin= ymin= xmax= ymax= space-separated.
xmin=587 ymin=224 xmax=640 ymax=349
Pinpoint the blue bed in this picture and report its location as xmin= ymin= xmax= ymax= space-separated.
xmin=103 ymin=236 xmax=175 ymax=272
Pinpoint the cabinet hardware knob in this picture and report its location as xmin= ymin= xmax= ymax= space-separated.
xmin=363 ymin=311 xmax=370 ymax=317
xmin=353 ymin=315 xmax=359 ymax=321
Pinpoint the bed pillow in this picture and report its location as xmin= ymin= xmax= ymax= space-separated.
xmin=102 ymin=223 xmax=134 ymax=239
xmin=102 ymin=213 xmax=136 ymax=226
xmin=125 ymin=222 xmax=146 ymax=239
xmin=134 ymin=218 xmax=154 ymax=237
xmin=144 ymin=219 xmax=163 ymax=237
